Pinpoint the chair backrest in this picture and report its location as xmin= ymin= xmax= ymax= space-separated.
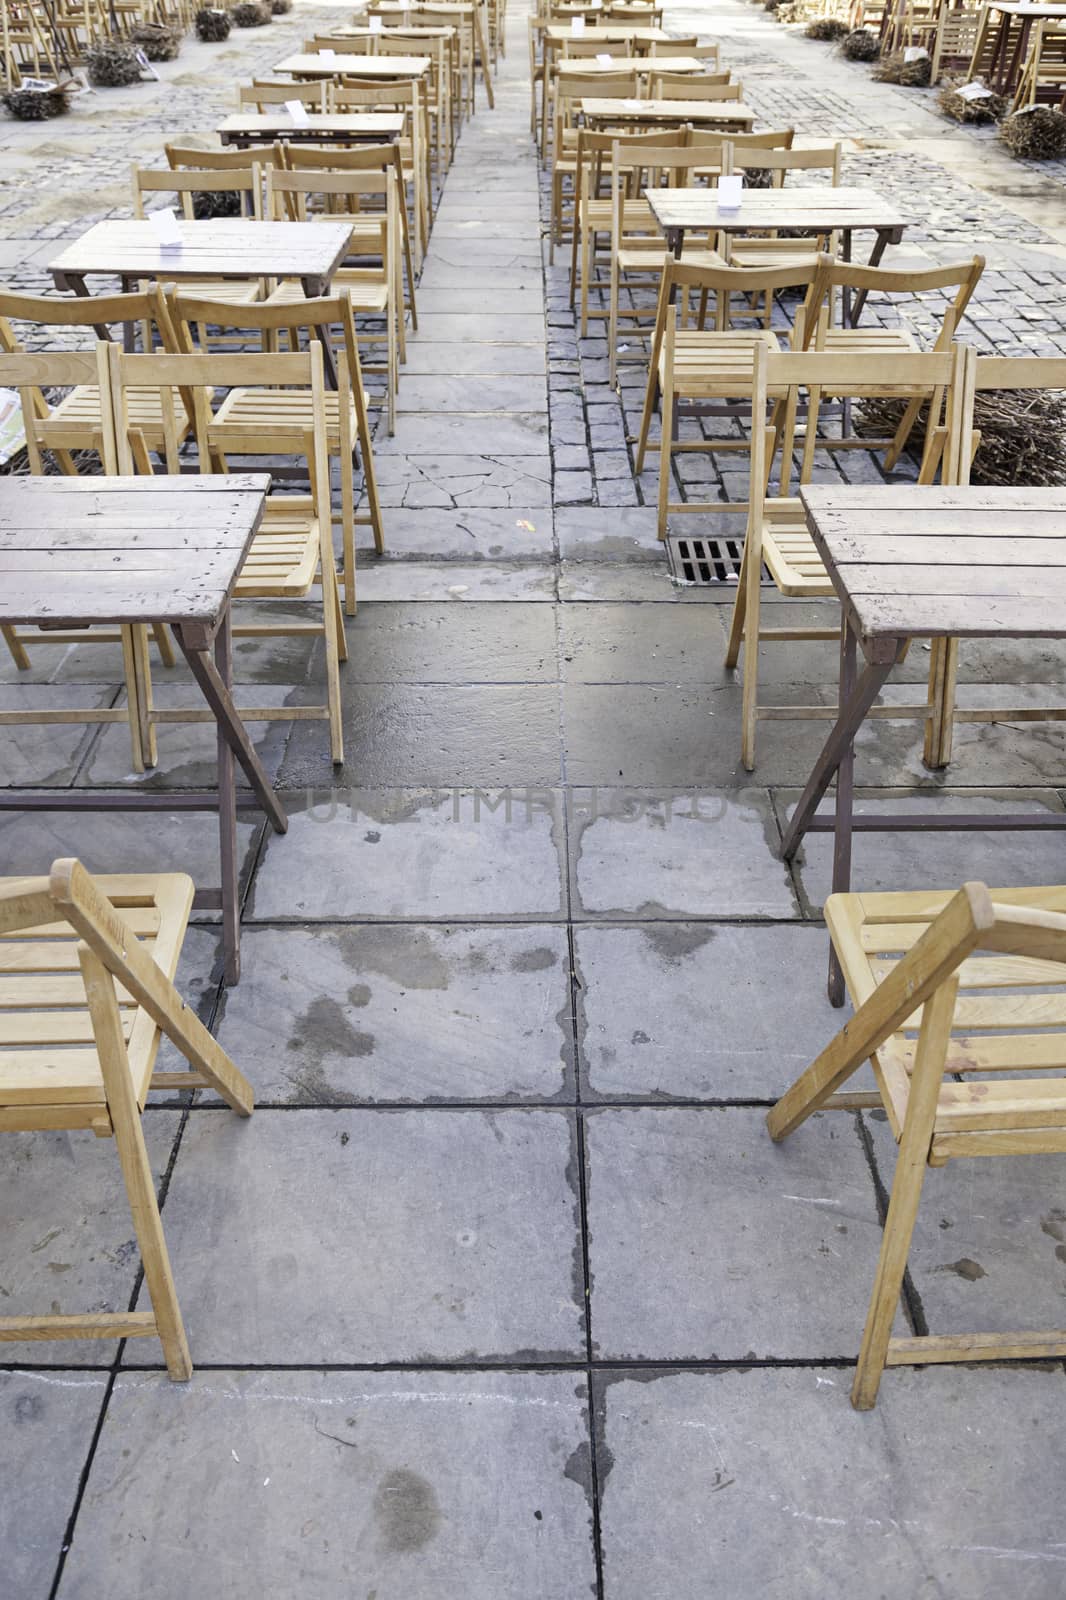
xmin=131 ymin=164 xmax=264 ymax=221
xmin=956 ymin=350 xmax=1066 ymax=484
xmin=647 ymin=72 xmax=741 ymax=98
xmin=726 ymin=141 xmax=842 ymax=185
xmin=556 ymin=68 xmax=640 ymax=114
xmin=562 ymin=35 xmax=632 ymax=55
xmin=241 ymin=79 xmax=327 ymax=109
xmin=168 ymin=290 xmax=365 ymax=408
xmin=265 ymin=164 xmax=396 ymax=256
xmin=165 ymin=141 xmax=287 ymax=171
xmin=820 ymin=256 xmax=986 ymax=350
xmin=0 ymin=345 xmax=116 ymax=474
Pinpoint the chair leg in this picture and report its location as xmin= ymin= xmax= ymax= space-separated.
xmin=321 ymin=560 xmax=345 ymax=766
xmin=851 ymin=977 xmax=957 ymax=1410
xmin=387 ymin=304 xmax=398 ymax=437
xmin=2 ymin=624 xmax=30 ymax=671
xmin=340 ymin=446 xmax=357 ymax=618
xmin=151 ymin=623 xmax=176 ymax=669
xmin=579 ymin=225 xmax=593 ymax=338
xmin=81 ymin=945 xmax=193 ymax=1382
xmin=657 ymin=389 xmax=675 ymax=542
xmin=130 ymin=623 xmax=157 ymax=769
xmin=634 ymin=367 xmax=658 ymax=475
xmin=884 ymin=394 xmax=923 ymax=471
xmin=119 ymin=625 xmax=146 ymax=775
xmin=608 ymin=257 xmax=620 ymax=389
xmin=724 ymin=533 xmax=750 ymax=671
xmin=740 ymin=534 xmax=762 ymax=772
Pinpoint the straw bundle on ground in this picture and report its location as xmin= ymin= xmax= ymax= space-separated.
xmin=857 ymin=390 xmax=1066 ymax=486
xmin=2 ymin=82 xmax=70 ymax=118
xmin=1000 ymin=105 xmax=1066 ymax=159
xmin=131 ymin=21 xmax=182 ymax=60
xmin=874 ymin=50 xmax=931 ymax=85
xmin=191 ymin=190 xmax=243 ymax=219
xmin=86 ymin=39 xmax=143 ymax=86
xmin=806 ymin=17 xmax=849 ymax=40
xmin=840 ymin=27 xmax=880 ymax=60
xmin=937 ymin=78 xmax=1005 ymax=123
xmin=271 ymin=0 xmax=292 ymax=13
xmin=195 ymin=7 xmax=232 ymax=40
xmin=231 ymin=1 xmax=272 ymax=24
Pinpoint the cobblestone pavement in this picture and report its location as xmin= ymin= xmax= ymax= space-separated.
xmin=5 ymin=2 xmax=1066 ymax=1597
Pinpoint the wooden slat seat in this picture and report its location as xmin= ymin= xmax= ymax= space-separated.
xmin=234 ymin=496 xmax=322 ymax=597
xmin=210 ymin=386 xmax=368 ymax=453
xmin=47 ymin=385 xmax=192 ymax=454
xmin=0 ymin=859 xmax=254 ymax=1380
xmin=769 ymin=881 xmax=1066 ymax=1408
xmin=656 ymin=327 xmax=783 ymax=397
xmin=759 ymin=499 xmax=835 ymax=597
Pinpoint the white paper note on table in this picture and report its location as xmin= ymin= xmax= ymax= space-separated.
xmin=320 ymin=47 xmax=337 ymax=60
xmin=149 ymin=207 xmax=183 ymax=249
xmin=285 ymin=97 xmax=311 ymax=124
xmin=717 ymin=174 xmax=743 ymax=210
xmin=571 ymin=14 xmax=585 ymax=33
xmin=369 ymin=13 xmax=382 ymax=30
xmin=957 ymin=80 xmax=993 ymax=100
xmin=596 ymin=52 xmax=612 ymax=64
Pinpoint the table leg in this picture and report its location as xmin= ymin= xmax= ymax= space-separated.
xmin=54 ymin=271 xmax=114 ymax=343
xmin=780 ymin=639 xmax=903 ymax=864
xmin=828 ymin=619 xmax=859 ymax=1006
xmin=301 ymin=276 xmax=339 ymax=389
xmin=214 ymin=609 xmax=240 ymax=984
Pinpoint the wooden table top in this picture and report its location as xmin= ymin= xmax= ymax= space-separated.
xmin=0 ymin=476 xmax=270 ymax=626
xmin=801 ymin=485 xmax=1066 ymax=643
xmin=545 ymin=23 xmax=671 ymax=41
xmin=645 ymin=185 xmax=905 ymax=234
xmin=276 ymin=51 xmax=432 ymax=77
xmin=582 ymin=96 xmax=754 ymax=124
xmin=49 ymin=220 xmax=353 ymax=282
xmin=984 ymin=3 xmax=1066 ymax=15
xmin=218 ymin=111 xmax=406 ymax=139
xmin=322 ymin=23 xmax=456 ymax=37
xmin=556 ymin=55 xmax=706 ymax=75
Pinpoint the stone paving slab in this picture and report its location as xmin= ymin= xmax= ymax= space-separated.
xmin=2 ymin=1371 xmax=108 ymax=1600
xmin=250 ymin=789 xmax=567 ymax=921
xmin=368 ymin=452 xmax=552 ymax=509
xmin=355 ymin=563 xmax=558 ymax=602
xmin=375 ymin=414 xmax=550 ymax=457
xmin=212 ymin=922 xmax=573 ymax=1104
xmin=399 ymin=342 xmax=547 ymax=376
xmin=362 ymin=508 xmax=553 ymax=561
xmin=124 ymin=1108 xmax=585 ymax=1365
xmin=596 ymin=1367 xmax=1066 ymax=1600
xmin=335 ymin=603 xmax=557 ymax=683
xmin=56 ymin=1371 xmax=596 ymax=1600
xmin=570 ymin=787 xmax=799 ymax=919
xmin=0 ymin=687 xmax=116 ymax=786
xmin=0 ymin=1114 xmax=181 ymax=1367
xmin=396 ymin=376 xmax=549 ymax=413
xmin=74 ymin=685 xmax=296 ymax=791
xmin=586 ymin=1108 xmax=884 ymax=1359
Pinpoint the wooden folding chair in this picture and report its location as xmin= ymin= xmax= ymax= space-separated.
xmin=0 ymin=858 xmax=254 ymax=1380
xmin=131 ymin=165 xmax=266 ymax=313
xmin=930 ymin=3 xmax=981 ymax=83
xmin=239 ymin=79 xmax=328 ymax=111
xmin=549 ymin=69 xmax=640 ymax=256
xmin=768 ymin=881 xmax=1066 ymax=1408
xmin=724 ymin=340 xmax=965 ymax=769
xmin=108 ymin=342 xmax=348 ymax=764
xmin=330 ymin=78 xmax=430 ymax=262
xmin=723 ymin=143 xmax=843 ymax=327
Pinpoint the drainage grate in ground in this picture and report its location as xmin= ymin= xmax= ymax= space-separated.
xmin=665 ymin=534 xmax=770 ymax=587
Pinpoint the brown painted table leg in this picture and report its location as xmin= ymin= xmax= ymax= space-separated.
xmin=828 ymin=619 xmax=859 ymax=1006
xmin=214 ymin=610 xmax=241 ymax=984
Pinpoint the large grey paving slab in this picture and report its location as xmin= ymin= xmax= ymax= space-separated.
xmin=59 ymin=1370 xmax=595 ymax=1600
xmin=0 ymin=809 xmax=260 ymax=925
xmin=414 ymin=289 xmax=544 ymax=315
xmin=560 ymin=604 xmax=726 ymax=683
xmin=213 ymin=922 xmax=573 ymax=1103
xmin=250 ymin=788 xmax=566 ymax=920
xmin=570 ymin=787 xmax=799 ymax=918
xmin=865 ymin=1114 xmax=1066 ymax=1340
xmin=0 ymin=1114 xmax=181 ymax=1366
xmin=400 ymin=342 xmax=546 ymax=376
xmin=396 ymin=375 xmax=548 ymax=413
xmin=867 ymin=681 xmax=1066 ymax=787
xmin=428 ymin=226 xmax=543 ymax=247
xmin=355 ymin=562 xmax=557 ymax=602
xmin=360 ymin=507 xmax=553 ymax=560
xmin=334 ymin=603 xmax=557 ymax=683
xmin=125 ymin=1107 xmax=585 ymax=1364
xmin=788 ymin=792 xmax=1066 ymax=914
xmin=368 ymin=452 xmax=551 ymax=508
xmin=375 ymin=413 xmax=549 ymax=457
xmin=558 ymin=563 xmax=715 ymax=603
xmin=279 ymin=681 xmax=562 ymax=787
xmin=576 ymin=922 xmax=847 ymax=1100
xmin=0 ymin=687 xmax=117 ymax=786
xmin=585 ymin=1107 xmax=885 ymax=1359
xmin=2 ymin=1369 xmax=108 ymax=1600
xmin=596 ymin=1366 xmax=1066 ymax=1600
xmin=554 ymin=507 xmax=663 ymax=563
xmin=414 ymin=312 xmax=546 ymax=341
xmin=418 ymin=262 xmax=542 ymax=291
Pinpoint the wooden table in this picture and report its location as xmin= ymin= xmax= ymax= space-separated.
xmin=544 ymin=23 xmax=672 ymax=45
xmin=645 ymin=185 xmax=906 ymax=322
xmin=555 ymin=54 xmax=707 ymax=76
xmin=0 ymin=476 xmax=286 ymax=986
xmin=275 ymin=51 xmax=432 ymax=80
xmin=49 ymin=220 xmax=352 ymax=384
xmin=581 ymin=95 xmax=755 ymax=129
xmin=969 ymin=1 xmax=1066 ymax=92
xmin=780 ymin=485 xmax=1066 ymax=1002
xmin=218 ymin=111 xmax=406 ymax=147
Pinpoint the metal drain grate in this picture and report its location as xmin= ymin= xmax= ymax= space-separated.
xmin=666 ymin=534 xmax=769 ymax=587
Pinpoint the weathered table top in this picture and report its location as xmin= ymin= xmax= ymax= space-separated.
xmin=545 ymin=23 xmax=671 ymax=42
xmin=0 ymin=476 xmax=270 ymax=626
xmin=582 ymin=96 xmax=754 ymax=123
xmin=645 ymin=185 xmax=905 ymax=235
xmin=801 ymin=484 xmax=1066 ymax=646
xmin=275 ymin=51 xmax=432 ymax=77
xmin=556 ymin=55 xmax=705 ymax=75
xmin=218 ymin=111 xmax=406 ymax=141
xmin=49 ymin=220 xmax=353 ymax=283
xmin=323 ymin=23 xmax=457 ymax=37
xmin=984 ymin=3 xmax=1066 ymax=15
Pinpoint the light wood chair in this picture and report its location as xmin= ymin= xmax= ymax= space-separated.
xmin=549 ymin=70 xmax=641 ymax=256
xmin=768 ymin=881 xmax=1066 ymax=1408
xmin=930 ymin=3 xmax=981 ymax=83
xmin=1012 ymin=18 xmax=1066 ymax=109
xmin=330 ymin=79 xmax=430 ymax=263
xmin=108 ymin=342 xmax=348 ymax=763
xmin=131 ymin=165 xmax=266 ymax=313
xmin=724 ymin=340 xmax=965 ymax=769
xmin=239 ymin=80 xmax=328 ymax=111
xmin=170 ymin=291 xmax=384 ymax=614
xmin=722 ymin=144 xmax=843 ymax=327
xmin=165 ymin=140 xmax=288 ymax=175
xmin=645 ymin=69 xmax=734 ymax=96
xmin=264 ymin=165 xmax=403 ymax=435
xmin=0 ymin=859 xmax=253 ymax=1379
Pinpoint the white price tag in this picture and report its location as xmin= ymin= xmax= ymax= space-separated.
xmin=903 ymin=45 xmax=929 ymax=61
xmin=19 ymin=75 xmax=57 ymax=91
xmin=957 ymin=80 xmax=993 ymax=100
xmin=0 ymin=388 xmax=26 ymax=468
xmin=622 ymin=98 xmax=643 ymax=109
xmin=571 ymin=14 xmax=586 ymax=33
xmin=369 ymin=14 xmax=383 ymax=30
xmin=596 ymin=52 xmax=612 ymax=64
xmin=717 ymin=174 xmax=743 ymax=210
xmin=148 ymin=207 xmax=183 ymax=249
xmin=133 ymin=46 xmax=159 ymax=81
xmin=320 ymin=47 xmax=337 ymax=60
xmin=284 ymin=97 xmax=310 ymax=123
